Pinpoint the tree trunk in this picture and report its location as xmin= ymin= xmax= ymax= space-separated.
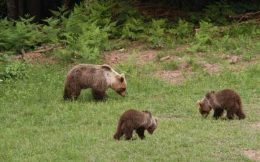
xmin=6 ymin=0 xmax=81 ymax=21
xmin=6 ymin=0 xmax=18 ymax=19
xmin=26 ymin=0 xmax=43 ymax=21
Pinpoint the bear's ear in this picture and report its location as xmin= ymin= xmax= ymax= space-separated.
xmin=206 ymin=92 xmax=212 ymax=99
xmin=197 ymin=100 xmax=203 ymax=108
xmin=196 ymin=100 xmax=201 ymax=108
xmin=143 ymin=110 xmax=152 ymax=117
xmin=154 ymin=117 xmax=158 ymax=124
xmin=101 ymin=64 xmax=112 ymax=71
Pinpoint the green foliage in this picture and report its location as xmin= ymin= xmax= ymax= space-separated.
xmin=41 ymin=17 xmax=61 ymax=43
xmin=0 ymin=16 xmax=62 ymax=54
xmin=145 ymin=19 xmax=167 ymax=48
xmin=204 ymin=1 xmax=234 ymax=25
xmin=0 ymin=61 xmax=27 ymax=81
xmin=54 ymin=3 xmax=112 ymax=63
xmin=0 ymin=0 xmax=259 ymax=62
xmin=195 ymin=21 xmax=219 ymax=45
xmin=186 ymin=20 xmax=259 ymax=56
xmin=121 ymin=17 xmax=146 ymax=40
xmin=60 ymin=23 xmax=109 ymax=63
xmin=169 ymin=19 xmax=194 ymax=43
xmin=189 ymin=21 xmax=218 ymax=52
xmin=224 ymin=22 xmax=260 ymax=37
xmin=0 ymin=17 xmax=43 ymax=53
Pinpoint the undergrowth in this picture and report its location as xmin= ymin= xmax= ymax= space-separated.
xmin=0 ymin=0 xmax=259 ymax=65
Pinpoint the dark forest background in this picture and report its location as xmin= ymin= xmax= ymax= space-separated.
xmin=1 ymin=0 xmax=259 ymax=20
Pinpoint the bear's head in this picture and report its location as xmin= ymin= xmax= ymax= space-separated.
xmin=143 ymin=110 xmax=158 ymax=134
xmin=102 ymin=64 xmax=127 ymax=97
xmin=197 ymin=91 xmax=215 ymax=117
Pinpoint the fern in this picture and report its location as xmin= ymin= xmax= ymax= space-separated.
xmin=121 ymin=17 xmax=146 ymax=40
xmin=145 ymin=19 xmax=167 ymax=48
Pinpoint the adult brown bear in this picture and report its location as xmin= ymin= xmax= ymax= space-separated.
xmin=64 ymin=64 xmax=127 ymax=100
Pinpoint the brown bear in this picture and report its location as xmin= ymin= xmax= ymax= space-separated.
xmin=63 ymin=64 xmax=127 ymax=100
xmin=197 ymin=89 xmax=245 ymax=120
xmin=113 ymin=109 xmax=158 ymax=140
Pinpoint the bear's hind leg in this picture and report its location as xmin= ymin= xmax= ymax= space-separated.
xmin=123 ymin=121 xmax=133 ymax=140
xmin=136 ymin=127 xmax=145 ymax=140
xmin=226 ymin=110 xmax=235 ymax=120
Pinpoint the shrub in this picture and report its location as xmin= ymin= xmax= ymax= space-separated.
xmin=0 ymin=17 xmax=44 ymax=53
xmin=0 ymin=16 xmax=62 ymax=54
xmin=0 ymin=61 xmax=28 ymax=81
xmin=188 ymin=21 xmax=218 ymax=52
xmin=61 ymin=23 xmax=109 ymax=63
xmin=54 ymin=3 xmax=112 ymax=63
xmin=121 ymin=17 xmax=146 ymax=40
xmin=145 ymin=19 xmax=167 ymax=48
xmin=204 ymin=1 xmax=234 ymax=25
xmin=41 ymin=17 xmax=61 ymax=43
xmin=169 ymin=19 xmax=194 ymax=43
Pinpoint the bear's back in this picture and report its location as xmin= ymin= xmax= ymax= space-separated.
xmin=68 ymin=64 xmax=106 ymax=89
xmin=215 ymin=89 xmax=241 ymax=109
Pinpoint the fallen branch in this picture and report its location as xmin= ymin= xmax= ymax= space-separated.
xmin=229 ymin=11 xmax=260 ymax=22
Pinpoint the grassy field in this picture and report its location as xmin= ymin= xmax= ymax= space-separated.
xmin=0 ymin=55 xmax=259 ymax=161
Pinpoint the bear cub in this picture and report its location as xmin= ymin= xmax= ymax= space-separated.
xmin=197 ymin=89 xmax=245 ymax=120
xmin=114 ymin=109 xmax=158 ymax=140
xmin=64 ymin=64 xmax=127 ymax=100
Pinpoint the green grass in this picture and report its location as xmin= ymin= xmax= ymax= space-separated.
xmin=0 ymin=62 xmax=259 ymax=161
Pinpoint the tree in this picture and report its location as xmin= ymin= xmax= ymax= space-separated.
xmin=6 ymin=0 xmax=81 ymax=21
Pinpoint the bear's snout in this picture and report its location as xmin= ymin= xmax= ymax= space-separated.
xmin=116 ymin=87 xmax=126 ymax=97
xmin=119 ymin=91 xmax=126 ymax=97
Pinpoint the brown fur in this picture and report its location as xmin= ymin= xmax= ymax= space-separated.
xmin=63 ymin=64 xmax=126 ymax=100
xmin=113 ymin=109 xmax=158 ymax=140
xmin=197 ymin=89 xmax=245 ymax=120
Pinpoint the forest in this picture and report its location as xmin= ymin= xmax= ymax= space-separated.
xmin=0 ymin=0 xmax=259 ymax=161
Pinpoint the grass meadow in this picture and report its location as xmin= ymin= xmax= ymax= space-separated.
xmin=0 ymin=61 xmax=259 ymax=161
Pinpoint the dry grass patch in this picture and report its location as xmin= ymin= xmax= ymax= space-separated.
xmin=244 ymin=149 xmax=260 ymax=161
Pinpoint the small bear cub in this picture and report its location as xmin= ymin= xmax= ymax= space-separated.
xmin=64 ymin=64 xmax=126 ymax=100
xmin=114 ymin=109 xmax=158 ymax=140
xmin=197 ymin=89 xmax=245 ymax=120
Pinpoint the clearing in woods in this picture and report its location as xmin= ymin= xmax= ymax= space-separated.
xmin=0 ymin=44 xmax=259 ymax=161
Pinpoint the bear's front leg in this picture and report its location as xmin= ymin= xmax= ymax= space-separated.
xmin=136 ymin=127 xmax=145 ymax=139
xmin=226 ymin=110 xmax=235 ymax=120
xmin=91 ymin=89 xmax=106 ymax=100
xmin=213 ymin=108 xmax=224 ymax=119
